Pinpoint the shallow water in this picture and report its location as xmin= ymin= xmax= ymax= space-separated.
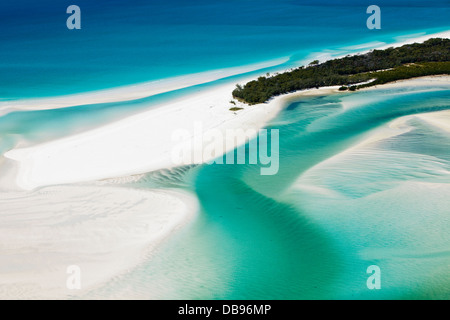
xmin=81 ymin=83 xmax=450 ymax=300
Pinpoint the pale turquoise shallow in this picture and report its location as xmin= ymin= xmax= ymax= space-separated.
xmin=83 ymin=82 xmax=450 ymax=300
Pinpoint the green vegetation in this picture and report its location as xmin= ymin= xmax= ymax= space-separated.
xmin=233 ymin=38 xmax=450 ymax=104
xmin=360 ymin=61 xmax=450 ymax=87
xmin=230 ymin=107 xmax=244 ymax=112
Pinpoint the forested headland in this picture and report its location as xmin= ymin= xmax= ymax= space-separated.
xmin=232 ymin=38 xmax=450 ymax=104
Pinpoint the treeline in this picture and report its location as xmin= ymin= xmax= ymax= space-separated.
xmin=233 ymin=38 xmax=450 ymax=104
xmin=360 ymin=62 xmax=450 ymax=87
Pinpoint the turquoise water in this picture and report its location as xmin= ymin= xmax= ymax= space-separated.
xmin=83 ymin=84 xmax=450 ymax=300
xmin=0 ymin=0 xmax=449 ymax=300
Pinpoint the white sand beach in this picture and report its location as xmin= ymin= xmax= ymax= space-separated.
xmin=0 ymin=57 xmax=288 ymax=115
xmin=1 ymin=32 xmax=449 ymax=190
xmin=2 ymin=81 xmax=286 ymax=190
xmin=0 ymin=184 xmax=198 ymax=299
xmin=4 ymin=72 xmax=449 ymax=190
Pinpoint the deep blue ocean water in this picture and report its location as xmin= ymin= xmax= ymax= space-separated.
xmin=0 ymin=0 xmax=449 ymax=98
